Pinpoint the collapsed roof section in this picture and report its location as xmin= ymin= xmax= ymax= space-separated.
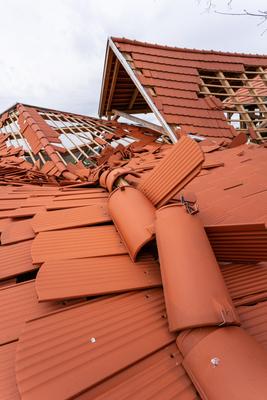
xmin=0 ymin=103 xmax=164 ymax=183
xmin=99 ymin=37 xmax=267 ymax=141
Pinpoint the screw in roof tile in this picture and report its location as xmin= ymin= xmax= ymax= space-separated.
xmin=210 ymin=357 xmax=220 ymax=367
xmin=90 ymin=337 xmax=96 ymax=343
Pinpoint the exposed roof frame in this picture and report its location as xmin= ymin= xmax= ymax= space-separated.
xmin=99 ymin=37 xmax=177 ymax=144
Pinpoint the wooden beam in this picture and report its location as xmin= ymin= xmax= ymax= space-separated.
xmin=108 ymin=38 xmax=177 ymax=143
xmin=128 ymin=88 xmax=139 ymax=110
xmin=106 ymin=59 xmax=120 ymax=113
xmin=112 ymin=109 xmax=165 ymax=135
xmin=216 ymin=71 xmax=261 ymax=139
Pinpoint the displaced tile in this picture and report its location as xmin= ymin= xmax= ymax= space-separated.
xmin=1 ymin=219 xmax=35 ymax=244
xmin=138 ymin=136 xmax=204 ymax=207
xmin=31 ymin=205 xmax=111 ymax=233
xmin=108 ymin=187 xmax=156 ymax=261
xmin=31 ymin=225 xmax=127 ymax=264
xmin=0 ymin=240 xmax=36 ymax=280
xmin=155 ymin=204 xmax=238 ymax=331
xmin=35 ymin=254 xmax=161 ymax=301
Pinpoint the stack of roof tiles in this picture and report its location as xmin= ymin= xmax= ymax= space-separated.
xmin=1 ymin=37 xmax=267 ymax=400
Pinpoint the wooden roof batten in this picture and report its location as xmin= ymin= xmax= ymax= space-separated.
xmin=99 ymin=37 xmax=178 ymax=144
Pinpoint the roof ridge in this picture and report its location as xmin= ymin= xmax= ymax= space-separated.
xmin=111 ymin=36 xmax=267 ymax=59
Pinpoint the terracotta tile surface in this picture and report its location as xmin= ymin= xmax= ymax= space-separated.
xmin=0 ymin=218 xmax=12 ymax=233
xmin=156 ymin=205 xmax=238 ymax=331
xmin=0 ymin=240 xmax=36 ymax=280
xmin=1 ymin=219 xmax=35 ymax=244
xmin=45 ymin=197 xmax=108 ymax=210
xmin=178 ymin=326 xmax=267 ymax=400
xmin=0 ymin=342 xmax=20 ymax=400
xmin=108 ymin=38 xmax=267 ymax=139
xmin=238 ymin=301 xmax=267 ymax=350
xmin=35 ymin=254 xmax=161 ymax=301
xmin=108 ymin=187 xmax=156 ymax=261
xmin=184 ymin=144 xmax=267 ymax=225
xmin=15 ymin=289 xmax=175 ymax=400
xmin=52 ymin=192 xmax=108 ymax=201
xmin=0 ymin=51 xmax=267 ymax=400
xmin=221 ymin=262 xmax=267 ymax=306
xmin=31 ymin=205 xmax=111 ymax=233
xmin=31 ymin=225 xmax=127 ymax=264
xmin=2 ymin=207 xmax=46 ymax=219
xmin=138 ymin=136 xmax=204 ymax=207
xmin=206 ymin=223 xmax=267 ymax=262
xmin=0 ymin=280 xmax=74 ymax=345
xmin=75 ymin=343 xmax=198 ymax=400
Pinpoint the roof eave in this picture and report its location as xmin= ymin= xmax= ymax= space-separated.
xmin=100 ymin=37 xmax=177 ymax=143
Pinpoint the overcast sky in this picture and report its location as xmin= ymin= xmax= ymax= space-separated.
xmin=0 ymin=0 xmax=266 ymax=116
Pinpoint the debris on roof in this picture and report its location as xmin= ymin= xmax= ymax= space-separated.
xmin=1 ymin=37 xmax=267 ymax=400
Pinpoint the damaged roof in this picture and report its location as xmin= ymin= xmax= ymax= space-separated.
xmin=99 ymin=37 xmax=267 ymax=141
xmin=1 ymin=37 xmax=267 ymax=400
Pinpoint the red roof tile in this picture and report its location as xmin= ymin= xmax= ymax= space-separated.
xmin=31 ymin=225 xmax=127 ymax=264
xmin=238 ymin=301 xmax=267 ymax=350
xmin=108 ymin=187 xmax=156 ymax=261
xmin=0 ymin=240 xmax=36 ymax=280
xmin=15 ymin=289 xmax=175 ymax=400
xmin=0 ymin=281 xmax=71 ymax=345
xmin=35 ymin=254 xmax=161 ymax=301
xmin=0 ymin=342 xmax=20 ymax=400
xmin=156 ymin=205 xmax=238 ymax=331
xmin=31 ymin=205 xmax=110 ymax=233
xmin=178 ymin=326 xmax=267 ymax=400
xmin=222 ymin=262 xmax=267 ymax=306
xmin=138 ymin=136 xmax=204 ymax=207
xmin=75 ymin=343 xmax=198 ymax=400
xmin=1 ymin=219 xmax=35 ymax=245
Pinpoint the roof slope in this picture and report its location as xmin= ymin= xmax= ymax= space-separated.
xmin=99 ymin=37 xmax=267 ymax=141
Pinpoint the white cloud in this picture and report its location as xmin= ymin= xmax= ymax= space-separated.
xmin=0 ymin=0 xmax=266 ymax=116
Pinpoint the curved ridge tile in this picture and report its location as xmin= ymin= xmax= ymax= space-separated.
xmin=108 ymin=187 xmax=156 ymax=261
xmin=155 ymin=204 xmax=239 ymax=331
xmin=177 ymin=326 xmax=267 ymax=400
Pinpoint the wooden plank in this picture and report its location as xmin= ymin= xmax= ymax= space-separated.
xmin=112 ymin=109 xmax=165 ymax=134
